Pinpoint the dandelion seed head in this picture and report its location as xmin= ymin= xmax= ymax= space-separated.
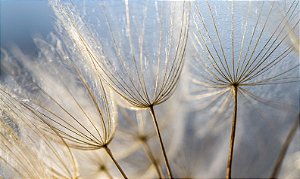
xmin=184 ymin=1 xmax=300 ymax=177
xmin=0 ymin=89 xmax=79 ymax=178
xmin=50 ymin=0 xmax=190 ymax=108
xmin=1 ymin=34 xmax=118 ymax=151
xmin=187 ymin=0 xmax=299 ymax=110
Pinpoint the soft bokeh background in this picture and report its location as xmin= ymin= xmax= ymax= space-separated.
xmin=0 ymin=0 xmax=299 ymax=178
xmin=1 ymin=0 xmax=54 ymax=55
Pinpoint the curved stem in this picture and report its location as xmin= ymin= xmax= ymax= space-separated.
xmin=104 ymin=146 xmax=128 ymax=179
xmin=226 ymin=86 xmax=238 ymax=179
xmin=270 ymin=112 xmax=299 ymax=178
xmin=141 ymin=139 xmax=164 ymax=178
xmin=149 ymin=105 xmax=173 ymax=178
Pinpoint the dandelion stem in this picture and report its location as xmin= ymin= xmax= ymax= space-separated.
xmin=149 ymin=105 xmax=173 ymax=178
xmin=226 ymin=85 xmax=238 ymax=179
xmin=141 ymin=139 xmax=164 ymax=178
xmin=270 ymin=112 xmax=299 ymax=178
xmin=104 ymin=146 xmax=128 ymax=179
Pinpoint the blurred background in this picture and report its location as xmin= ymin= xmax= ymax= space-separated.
xmin=0 ymin=1 xmax=299 ymax=178
xmin=1 ymin=0 xmax=54 ymax=56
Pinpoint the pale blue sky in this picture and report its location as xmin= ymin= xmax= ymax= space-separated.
xmin=1 ymin=0 xmax=54 ymax=55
